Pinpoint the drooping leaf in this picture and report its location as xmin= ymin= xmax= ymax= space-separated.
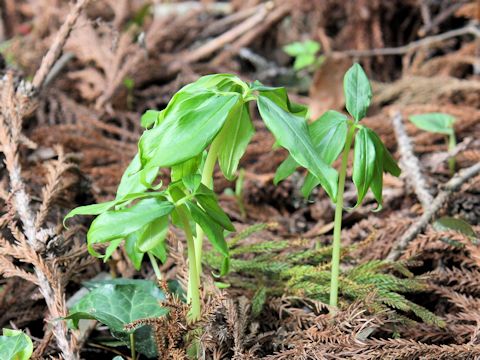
xmin=67 ymin=280 xmax=167 ymax=358
xmin=87 ymin=198 xmax=174 ymax=256
xmin=353 ymin=127 xmax=376 ymax=207
xmin=139 ymin=90 xmax=241 ymax=169
xmin=275 ymin=110 xmax=348 ymax=188
xmin=186 ymin=201 xmax=228 ymax=258
xmin=116 ymin=154 xmax=159 ymax=200
xmin=180 ymin=73 xmax=246 ymax=94
xmin=274 ymin=155 xmax=299 ymax=185
xmin=0 ymin=329 xmax=33 ymax=360
xmin=216 ymin=102 xmax=255 ymax=180
xmin=195 ymin=184 xmax=235 ymax=231
xmin=257 ymin=93 xmax=338 ymax=200
xmin=369 ymin=130 xmax=401 ymax=177
xmin=171 ymin=153 xmax=202 ymax=182
xmin=343 ymin=63 xmax=372 ymax=122
xmin=367 ymin=129 xmax=385 ymax=209
xmin=136 ymin=216 xmax=169 ymax=256
xmin=141 ymin=110 xmax=162 ymax=129
xmin=409 ymin=113 xmax=455 ymax=135
xmin=64 ymin=191 xmax=166 ymax=226
xmin=433 ymin=217 xmax=476 ymax=239
xmin=125 ymin=232 xmax=144 ymax=270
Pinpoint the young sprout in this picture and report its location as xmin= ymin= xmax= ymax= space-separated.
xmin=275 ymin=63 xmax=401 ymax=307
xmin=409 ymin=113 xmax=456 ymax=174
xmin=65 ymin=74 xmax=338 ymax=321
xmin=283 ymin=40 xmax=324 ymax=71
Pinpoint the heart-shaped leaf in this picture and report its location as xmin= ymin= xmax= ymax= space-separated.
xmin=67 ymin=279 xmax=168 ymax=358
xmin=0 ymin=329 xmax=33 ymax=360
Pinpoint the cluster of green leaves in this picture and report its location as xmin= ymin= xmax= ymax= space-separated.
xmin=0 ymin=328 xmax=33 ymax=360
xmin=66 ymin=73 xmax=340 ymax=275
xmin=204 ymin=224 xmax=444 ymax=327
xmin=283 ymin=40 xmax=324 ymax=71
xmin=275 ymin=63 xmax=401 ymax=209
xmin=67 ymin=279 xmax=168 ymax=358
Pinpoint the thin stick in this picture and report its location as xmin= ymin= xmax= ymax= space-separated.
xmin=32 ymin=0 xmax=90 ymax=90
xmin=333 ymin=24 xmax=480 ymax=58
xmin=391 ymin=110 xmax=433 ymax=209
xmin=148 ymin=252 xmax=163 ymax=281
xmin=387 ymin=162 xmax=480 ymax=261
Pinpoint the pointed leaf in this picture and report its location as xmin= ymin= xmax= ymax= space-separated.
xmin=195 ymin=184 xmax=235 ymax=231
xmin=186 ymin=201 xmax=228 ymax=257
xmin=434 ymin=217 xmax=476 ymax=239
xmin=409 ymin=113 xmax=455 ymax=135
xmin=136 ymin=216 xmax=169 ymax=253
xmin=353 ymin=127 xmax=376 ymax=206
xmin=116 ymin=154 xmax=159 ymax=200
xmin=87 ymin=198 xmax=174 ymax=250
xmin=139 ymin=90 xmax=241 ymax=169
xmin=344 ymin=63 xmax=372 ymax=122
xmin=257 ymin=93 xmax=338 ymax=200
xmin=141 ymin=109 xmax=162 ymax=129
xmin=216 ymin=102 xmax=255 ymax=180
xmin=171 ymin=154 xmax=202 ymax=182
xmin=274 ymin=155 xmax=299 ymax=184
xmin=125 ymin=233 xmax=144 ymax=270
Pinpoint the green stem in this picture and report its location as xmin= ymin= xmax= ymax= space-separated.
xmin=329 ymin=124 xmax=356 ymax=308
xmin=177 ymin=206 xmax=201 ymax=322
xmin=448 ymin=133 xmax=456 ymax=175
xmin=148 ymin=252 xmax=162 ymax=281
xmin=194 ymin=139 xmax=220 ymax=277
xmin=130 ymin=333 xmax=136 ymax=360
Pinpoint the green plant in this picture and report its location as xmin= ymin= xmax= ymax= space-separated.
xmin=205 ymin=225 xmax=444 ymax=327
xmin=0 ymin=328 xmax=33 ymax=360
xmin=67 ymin=279 xmax=168 ymax=359
xmin=409 ymin=112 xmax=457 ymax=174
xmin=65 ymin=74 xmax=339 ymax=321
xmin=275 ymin=63 xmax=401 ymax=307
xmin=283 ymin=40 xmax=324 ymax=71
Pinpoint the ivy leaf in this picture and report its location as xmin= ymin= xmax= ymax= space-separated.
xmin=353 ymin=127 xmax=376 ymax=207
xmin=139 ymin=90 xmax=241 ymax=169
xmin=87 ymin=198 xmax=174 ymax=256
xmin=257 ymin=92 xmax=338 ymax=200
xmin=409 ymin=113 xmax=455 ymax=135
xmin=216 ymin=102 xmax=255 ymax=181
xmin=67 ymin=280 xmax=168 ymax=358
xmin=344 ymin=63 xmax=372 ymax=122
xmin=0 ymin=329 xmax=33 ymax=360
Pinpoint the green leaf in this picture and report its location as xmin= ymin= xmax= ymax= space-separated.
xmin=136 ymin=216 xmax=169 ymax=254
xmin=186 ymin=201 xmax=228 ymax=258
xmin=141 ymin=110 xmax=162 ymax=129
xmin=433 ymin=217 xmax=476 ymax=239
xmin=283 ymin=40 xmax=320 ymax=56
xmin=180 ymin=73 xmax=247 ymax=93
xmin=353 ymin=127 xmax=376 ymax=207
xmin=257 ymin=92 xmax=338 ymax=200
xmin=368 ymin=129 xmax=385 ymax=209
xmin=139 ymin=90 xmax=241 ymax=169
xmin=409 ymin=113 xmax=455 ymax=135
xmin=125 ymin=233 xmax=144 ymax=270
xmin=274 ymin=155 xmax=298 ymax=184
xmin=171 ymin=153 xmax=202 ymax=182
xmin=293 ymin=54 xmax=316 ymax=70
xmin=0 ymin=329 xmax=33 ymax=360
xmin=67 ymin=280 xmax=167 ymax=358
xmin=216 ymin=102 xmax=255 ymax=180
xmin=195 ymin=184 xmax=235 ymax=231
xmin=87 ymin=198 xmax=174 ymax=256
xmin=64 ymin=191 xmax=166 ymax=227
xmin=116 ymin=154 xmax=159 ymax=200
xmin=343 ymin=63 xmax=372 ymax=122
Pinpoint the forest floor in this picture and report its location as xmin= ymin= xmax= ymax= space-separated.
xmin=1 ymin=0 xmax=480 ymax=359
